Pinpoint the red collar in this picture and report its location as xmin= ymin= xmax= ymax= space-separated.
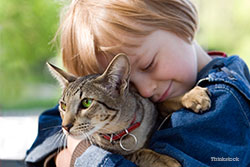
xmin=208 ymin=51 xmax=227 ymax=57
xmin=102 ymin=112 xmax=141 ymax=142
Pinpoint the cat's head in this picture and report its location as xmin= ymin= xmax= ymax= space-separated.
xmin=47 ymin=53 xmax=131 ymax=138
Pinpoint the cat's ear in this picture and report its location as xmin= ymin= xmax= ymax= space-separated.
xmin=47 ymin=62 xmax=76 ymax=89
xmin=98 ymin=53 xmax=131 ymax=97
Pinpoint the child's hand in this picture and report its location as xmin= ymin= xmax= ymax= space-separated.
xmin=67 ymin=135 xmax=82 ymax=155
xmin=55 ymin=148 xmax=71 ymax=167
xmin=55 ymin=135 xmax=89 ymax=167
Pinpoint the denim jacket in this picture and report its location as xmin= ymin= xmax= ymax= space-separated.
xmin=25 ymin=55 xmax=250 ymax=167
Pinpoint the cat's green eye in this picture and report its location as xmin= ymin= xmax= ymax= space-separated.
xmin=81 ymin=98 xmax=93 ymax=109
xmin=60 ymin=102 xmax=66 ymax=111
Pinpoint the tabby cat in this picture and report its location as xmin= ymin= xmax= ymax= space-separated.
xmin=48 ymin=53 xmax=210 ymax=167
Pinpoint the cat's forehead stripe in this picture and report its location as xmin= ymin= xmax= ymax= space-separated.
xmin=70 ymin=74 xmax=99 ymax=97
xmin=72 ymin=79 xmax=88 ymax=96
xmin=79 ymin=91 xmax=83 ymax=99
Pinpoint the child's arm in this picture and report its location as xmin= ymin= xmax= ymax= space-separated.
xmin=72 ymin=145 xmax=136 ymax=167
xmin=57 ymin=135 xmax=137 ymax=167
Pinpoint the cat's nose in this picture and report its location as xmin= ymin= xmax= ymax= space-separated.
xmin=62 ymin=123 xmax=73 ymax=132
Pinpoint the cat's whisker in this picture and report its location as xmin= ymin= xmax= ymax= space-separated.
xmin=54 ymin=129 xmax=63 ymax=137
xmin=50 ymin=132 xmax=63 ymax=154
xmin=63 ymin=134 xmax=67 ymax=150
xmin=50 ymin=129 xmax=62 ymax=143
xmin=56 ymin=130 xmax=66 ymax=151
xmin=86 ymin=133 xmax=94 ymax=146
xmin=43 ymin=129 xmax=64 ymax=153
xmin=81 ymin=133 xmax=93 ymax=148
xmin=52 ymin=129 xmax=65 ymax=153
xmin=55 ymin=132 xmax=66 ymax=154
xmin=41 ymin=125 xmax=62 ymax=131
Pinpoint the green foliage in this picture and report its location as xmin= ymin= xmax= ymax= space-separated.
xmin=0 ymin=0 xmax=61 ymax=109
xmin=194 ymin=0 xmax=250 ymax=66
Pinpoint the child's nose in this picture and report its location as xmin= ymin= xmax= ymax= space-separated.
xmin=132 ymin=78 xmax=156 ymax=98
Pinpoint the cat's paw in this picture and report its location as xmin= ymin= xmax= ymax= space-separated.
xmin=154 ymin=155 xmax=182 ymax=167
xmin=181 ymin=86 xmax=211 ymax=113
xmin=129 ymin=148 xmax=181 ymax=167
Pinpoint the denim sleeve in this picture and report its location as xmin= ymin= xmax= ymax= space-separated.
xmin=25 ymin=105 xmax=62 ymax=167
xmin=75 ymin=145 xmax=136 ymax=167
xmin=150 ymin=82 xmax=250 ymax=167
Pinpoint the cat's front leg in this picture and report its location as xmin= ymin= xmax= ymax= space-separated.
xmin=181 ymin=86 xmax=211 ymax=113
xmin=126 ymin=148 xmax=181 ymax=167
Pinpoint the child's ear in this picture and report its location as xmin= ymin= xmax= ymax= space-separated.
xmin=47 ymin=62 xmax=76 ymax=89
xmin=98 ymin=53 xmax=131 ymax=97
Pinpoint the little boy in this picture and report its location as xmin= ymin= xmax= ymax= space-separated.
xmin=25 ymin=0 xmax=250 ymax=166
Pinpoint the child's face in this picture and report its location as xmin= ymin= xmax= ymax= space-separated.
xmin=99 ymin=30 xmax=198 ymax=102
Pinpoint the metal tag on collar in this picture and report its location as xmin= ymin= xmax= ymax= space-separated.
xmin=119 ymin=129 xmax=138 ymax=151
xmin=109 ymin=134 xmax=114 ymax=143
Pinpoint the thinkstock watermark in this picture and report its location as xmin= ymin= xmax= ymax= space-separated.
xmin=211 ymin=157 xmax=240 ymax=162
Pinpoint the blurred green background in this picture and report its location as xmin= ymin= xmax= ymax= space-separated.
xmin=0 ymin=0 xmax=250 ymax=112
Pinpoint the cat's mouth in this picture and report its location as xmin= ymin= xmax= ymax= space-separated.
xmin=71 ymin=122 xmax=106 ymax=139
xmin=68 ymin=124 xmax=93 ymax=136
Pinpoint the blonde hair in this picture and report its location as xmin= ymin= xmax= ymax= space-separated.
xmin=57 ymin=0 xmax=198 ymax=76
